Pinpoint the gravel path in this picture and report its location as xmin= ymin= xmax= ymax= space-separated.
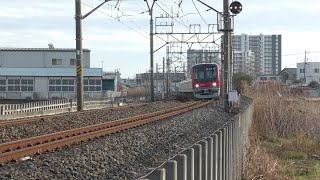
xmin=0 ymin=97 xmax=251 ymax=180
xmin=0 ymin=101 xmax=183 ymax=143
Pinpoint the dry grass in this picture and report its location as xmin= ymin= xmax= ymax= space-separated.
xmin=242 ymin=81 xmax=320 ymax=179
xmin=242 ymin=126 xmax=288 ymax=180
xmin=126 ymin=87 xmax=149 ymax=97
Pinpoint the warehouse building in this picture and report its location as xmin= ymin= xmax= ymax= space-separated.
xmin=0 ymin=47 xmax=104 ymax=100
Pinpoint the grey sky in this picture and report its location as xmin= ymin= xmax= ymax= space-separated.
xmin=1 ymin=0 xmax=319 ymax=77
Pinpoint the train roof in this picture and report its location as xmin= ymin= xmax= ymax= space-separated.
xmin=191 ymin=63 xmax=219 ymax=68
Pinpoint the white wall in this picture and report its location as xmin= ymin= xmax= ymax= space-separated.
xmin=297 ymin=62 xmax=320 ymax=85
xmin=0 ymin=50 xmax=90 ymax=68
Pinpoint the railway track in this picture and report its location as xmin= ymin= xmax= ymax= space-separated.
xmin=0 ymin=100 xmax=221 ymax=164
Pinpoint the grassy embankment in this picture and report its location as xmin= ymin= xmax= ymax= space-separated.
xmin=242 ymin=82 xmax=320 ymax=179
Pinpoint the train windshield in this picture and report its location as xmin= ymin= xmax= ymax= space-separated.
xmin=193 ymin=65 xmax=217 ymax=83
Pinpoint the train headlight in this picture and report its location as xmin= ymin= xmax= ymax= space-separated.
xmin=195 ymin=84 xmax=199 ymax=88
xmin=213 ymin=82 xmax=217 ymax=87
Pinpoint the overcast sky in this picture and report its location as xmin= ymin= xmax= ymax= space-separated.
xmin=1 ymin=0 xmax=320 ymax=78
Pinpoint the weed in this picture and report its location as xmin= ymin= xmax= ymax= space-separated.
xmin=242 ymin=81 xmax=320 ymax=179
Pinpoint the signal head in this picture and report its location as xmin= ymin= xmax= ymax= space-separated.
xmin=230 ymin=1 xmax=242 ymax=14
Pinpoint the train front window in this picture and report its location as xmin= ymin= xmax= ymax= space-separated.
xmin=206 ymin=67 xmax=216 ymax=81
xmin=193 ymin=65 xmax=216 ymax=82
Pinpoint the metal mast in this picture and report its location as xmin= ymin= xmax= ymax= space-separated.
xmin=145 ymin=0 xmax=157 ymax=102
xmin=223 ymin=0 xmax=232 ymax=112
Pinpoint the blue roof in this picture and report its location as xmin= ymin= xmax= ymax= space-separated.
xmin=0 ymin=68 xmax=102 ymax=77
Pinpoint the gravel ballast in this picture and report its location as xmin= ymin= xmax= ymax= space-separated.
xmin=0 ymin=97 xmax=251 ymax=179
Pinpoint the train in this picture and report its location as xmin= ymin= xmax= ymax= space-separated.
xmin=177 ymin=63 xmax=221 ymax=99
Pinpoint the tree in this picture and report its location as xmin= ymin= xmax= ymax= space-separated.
xmin=307 ymin=81 xmax=320 ymax=88
xmin=232 ymin=72 xmax=254 ymax=93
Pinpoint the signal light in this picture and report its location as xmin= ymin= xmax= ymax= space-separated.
xmin=230 ymin=1 xmax=242 ymax=14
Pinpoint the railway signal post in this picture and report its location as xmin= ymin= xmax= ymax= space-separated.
xmin=223 ymin=0 xmax=242 ymax=112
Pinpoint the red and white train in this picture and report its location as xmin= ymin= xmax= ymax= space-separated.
xmin=177 ymin=63 xmax=221 ymax=99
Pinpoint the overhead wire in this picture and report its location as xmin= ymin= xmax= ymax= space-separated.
xmin=154 ymin=1 xmax=189 ymax=29
xmin=157 ymin=0 xmax=190 ymax=29
xmin=81 ymin=1 xmax=150 ymax=40
xmin=191 ymin=0 xmax=208 ymax=25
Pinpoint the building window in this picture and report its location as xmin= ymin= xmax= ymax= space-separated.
xmin=7 ymin=78 xmax=33 ymax=92
xmin=300 ymin=69 xmax=305 ymax=73
xmin=49 ymin=78 xmax=75 ymax=92
xmin=52 ymin=59 xmax=62 ymax=65
xmin=0 ymin=79 xmax=6 ymax=92
xmin=70 ymin=59 xmax=76 ymax=65
xmin=315 ymin=68 xmax=319 ymax=73
xmin=84 ymin=79 xmax=102 ymax=92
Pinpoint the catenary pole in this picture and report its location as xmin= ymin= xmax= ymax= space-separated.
xmin=145 ymin=0 xmax=156 ymax=102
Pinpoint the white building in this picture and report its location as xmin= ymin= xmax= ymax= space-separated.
xmin=232 ymin=34 xmax=282 ymax=75
xmin=0 ymin=48 xmax=103 ymax=100
xmin=297 ymin=62 xmax=320 ymax=85
xmin=233 ymin=50 xmax=255 ymax=75
xmin=0 ymin=48 xmax=90 ymax=68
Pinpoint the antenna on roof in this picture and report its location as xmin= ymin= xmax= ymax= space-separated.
xmin=48 ymin=43 xmax=54 ymax=49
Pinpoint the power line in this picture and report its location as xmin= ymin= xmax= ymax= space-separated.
xmin=81 ymin=1 xmax=150 ymax=40
xmin=154 ymin=2 xmax=189 ymax=29
xmin=191 ymin=0 xmax=208 ymax=25
xmin=283 ymin=51 xmax=320 ymax=56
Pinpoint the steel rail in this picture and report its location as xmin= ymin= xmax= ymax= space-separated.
xmin=0 ymin=100 xmax=221 ymax=164
xmin=0 ymin=101 xmax=202 ymax=161
xmin=0 ymin=101 xmax=198 ymax=153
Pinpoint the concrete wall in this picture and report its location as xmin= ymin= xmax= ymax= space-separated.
xmin=139 ymin=97 xmax=253 ymax=180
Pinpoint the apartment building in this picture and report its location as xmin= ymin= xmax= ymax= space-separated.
xmin=232 ymin=34 xmax=282 ymax=75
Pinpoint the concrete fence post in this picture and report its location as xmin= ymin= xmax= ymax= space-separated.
xmin=146 ymin=168 xmax=166 ymax=180
xmin=163 ymin=160 xmax=177 ymax=180
xmin=180 ymin=148 xmax=194 ymax=180
xmin=205 ymin=137 xmax=213 ymax=180
xmin=210 ymin=134 xmax=218 ymax=180
xmin=172 ymin=154 xmax=187 ymax=180
xmin=193 ymin=144 xmax=202 ymax=180
xmin=223 ymin=126 xmax=228 ymax=180
xmin=199 ymin=140 xmax=208 ymax=180
xmin=216 ymin=130 xmax=223 ymax=179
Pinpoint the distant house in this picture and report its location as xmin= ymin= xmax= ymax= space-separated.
xmin=297 ymin=62 xmax=320 ymax=85
xmin=278 ymin=68 xmax=297 ymax=84
xmin=255 ymin=74 xmax=280 ymax=85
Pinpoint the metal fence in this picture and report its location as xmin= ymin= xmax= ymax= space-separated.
xmin=139 ymin=97 xmax=253 ymax=180
xmin=0 ymin=99 xmax=124 ymax=120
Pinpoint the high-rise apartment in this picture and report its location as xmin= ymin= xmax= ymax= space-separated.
xmin=232 ymin=34 xmax=282 ymax=75
xmin=233 ymin=50 xmax=255 ymax=75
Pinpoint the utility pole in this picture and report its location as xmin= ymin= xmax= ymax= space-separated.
xmin=156 ymin=63 xmax=158 ymax=93
xmin=166 ymin=46 xmax=170 ymax=97
xmin=223 ymin=0 xmax=232 ymax=112
xmin=163 ymin=57 xmax=165 ymax=93
xmin=75 ymin=0 xmax=109 ymax=111
xmin=145 ymin=0 xmax=156 ymax=102
xmin=304 ymin=49 xmax=307 ymax=84
xmin=175 ymin=66 xmax=177 ymax=94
